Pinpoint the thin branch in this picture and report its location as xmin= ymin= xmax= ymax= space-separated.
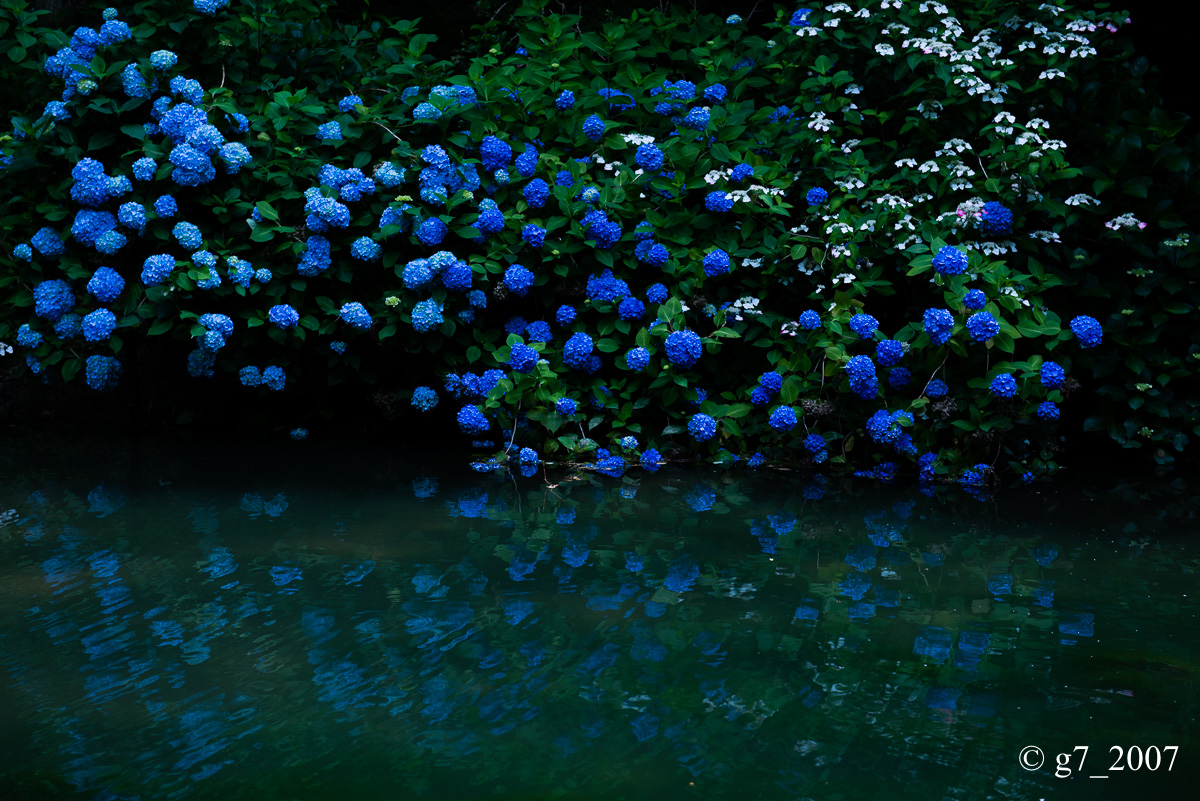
xmin=371 ymin=120 xmax=404 ymax=143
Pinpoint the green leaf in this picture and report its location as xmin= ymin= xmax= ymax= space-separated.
xmin=255 ymin=200 xmax=280 ymax=222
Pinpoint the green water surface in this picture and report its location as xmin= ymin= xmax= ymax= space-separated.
xmin=0 ymin=437 xmax=1196 ymax=800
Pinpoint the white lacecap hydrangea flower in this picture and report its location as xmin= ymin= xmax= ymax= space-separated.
xmin=1038 ymin=69 xmax=1066 ymax=80
xmin=856 ymin=8 xmax=871 ymax=18
xmin=881 ymin=0 xmax=903 ymax=10
xmin=1043 ymin=43 xmax=1067 ymax=55
xmin=1015 ymin=132 xmax=1043 ymax=146
xmin=1105 ymin=213 xmax=1145 ymax=230
xmin=828 ymin=2 xmax=852 ymax=12
xmin=742 ymin=258 xmax=763 ymax=268
xmin=824 ymin=19 xmax=841 ymax=28
xmin=679 ymin=302 xmax=690 ymax=312
xmin=895 ymin=158 xmax=917 ymax=168
xmin=780 ymin=321 xmax=800 ymax=336
xmin=845 ymin=83 xmax=863 ymax=95
xmin=918 ymin=160 xmax=940 ymax=173
xmin=1064 ymin=193 xmax=1100 ymax=206
xmin=621 ymin=133 xmax=656 ymax=146
xmin=1071 ymin=46 xmax=1097 ymax=58
xmin=0 ymin=342 xmax=13 ymax=356
xmin=917 ymin=101 xmax=941 ymax=119
xmin=807 ymin=112 xmax=832 ymax=132
xmin=859 ymin=220 xmax=877 ymax=232
xmin=875 ymin=43 xmax=895 ymax=55
xmin=1030 ymin=230 xmax=1061 ymax=243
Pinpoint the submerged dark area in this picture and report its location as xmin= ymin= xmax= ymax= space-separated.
xmin=0 ymin=433 xmax=1196 ymax=800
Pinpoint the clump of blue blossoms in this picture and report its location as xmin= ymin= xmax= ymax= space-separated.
xmin=149 ymin=50 xmax=177 ymax=70
xmin=522 ymin=178 xmax=549 ymax=208
xmin=923 ymin=308 xmax=954 ymax=345
xmin=1070 ymin=315 xmax=1103 ymax=348
xmin=702 ymin=249 xmax=730 ymax=277
xmin=979 ymin=201 xmax=1014 ymax=236
xmin=85 ymin=355 xmax=121 ymax=391
xmin=705 ymin=191 xmax=732 ymax=213
xmin=966 ymin=311 xmax=1000 ymax=342
xmin=262 ymin=366 xmax=286 ymax=391
xmin=582 ymin=115 xmax=604 ymax=140
xmin=563 ymin=333 xmax=593 ymax=370
xmin=933 ymin=245 xmax=968 ymax=276
xmin=351 ymin=236 xmax=381 ymax=261
xmin=805 ymin=187 xmax=827 ymax=206
xmin=626 ymin=347 xmax=650 ymax=371
xmin=338 ymin=94 xmax=363 ymax=112
xmin=849 ymin=313 xmax=878 ymax=339
xmin=509 ymin=343 xmax=537 ymax=373
xmin=876 ymin=339 xmax=904 ymax=366
xmin=769 ymin=406 xmax=797 ymax=432
xmin=1037 ymin=401 xmax=1060 ymax=421
xmin=504 ymin=264 xmax=535 ymax=296
xmin=845 ymin=355 xmax=877 ymax=398
xmin=33 ymin=279 xmax=74 ymax=321
xmin=1040 ymin=361 xmax=1065 ymax=388
xmin=17 ymin=324 xmax=43 ymax=349
xmin=82 ymin=309 xmax=116 ymax=341
xmin=316 ymin=121 xmax=342 ymax=140
xmin=141 ymin=254 xmax=174 ymax=286
xmin=411 ymin=386 xmax=438 ymax=411
xmin=665 ymin=330 xmax=702 ymax=368
xmin=688 ymin=413 xmax=717 ymax=442
xmin=340 ymin=302 xmax=372 ymax=330
xmin=635 ymin=143 xmax=664 ymax=171
xmin=990 ymin=373 xmax=1017 ymax=398
xmin=411 ymin=299 xmax=444 ymax=332
xmin=269 ymin=304 xmax=299 ymax=329
xmin=556 ymin=398 xmax=577 ymax=416
xmin=555 ymin=90 xmax=574 ymax=109
xmin=963 ymin=289 xmax=986 ymax=310
xmin=925 ymin=379 xmax=949 ymax=399
xmin=798 ymin=310 xmax=821 ymax=330
xmin=457 ymin=405 xmax=489 ymax=435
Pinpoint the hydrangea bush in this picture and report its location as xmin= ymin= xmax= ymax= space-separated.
xmin=1 ymin=0 xmax=1197 ymax=485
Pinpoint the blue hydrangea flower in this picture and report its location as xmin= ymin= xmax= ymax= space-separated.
xmin=990 ymin=372 xmax=1017 ymax=398
xmin=411 ymin=299 xmax=444 ymax=332
xmin=556 ymin=397 xmax=577 ymax=416
xmin=262 ymin=365 xmax=286 ymax=391
xmin=521 ymin=223 xmax=546 ymax=249
xmin=118 ymin=202 xmax=145 ymax=230
xmin=923 ymin=308 xmax=954 ymax=345
xmin=340 ymin=301 xmax=372 ymax=330
xmin=150 ymin=50 xmax=177 ymax=70
xmin=350 ymin=236 xmax=381 ymax=262
xmin=132 ymin=157 xmax=157 ymax=182
xmin=849 ymin=313 xmax=878 ymax=339
xmin=618 ymin=297 xmax=645 ymax=320
xmin=17 ymin=324 xmax=43 ymax=349
xmin=635 ymin=143 xmax=664 ymax=171
xmin=888 ymin=367 xmax=912 ymax=389
xmin=457 ymin=405 xmax=489 ymax=435
xmin=803 ymin=433 xmax=825 ymax=454
xmin=645 ymin=283 xmax=668 ymax=304
xmin=338 ymin=94 xmax=363 ymax=113
xmin=798 ymin=310 xmax=821 ymax=330
xmin=140 ymin=254 xmax=173 ymax=286
xmin=750 ymin=386 xmax=771 ymax=406
xmin=154 ymin=195 xmax=177 ymax=217
xmin=682 ymin=107 xmax=710 ymax=130
xmin=875 ymin=340 xmax=904 ymax=366
xmin=726 ymin=14 xmax=742 ymax=23
xmin=688 ymin=413 xmax=717 ymax=442
xmin=316 ymin=121 xmax=342 ymax=141
xmin=806 ymin=187 xmax=827 ymax=206
xmin=563 ymin=332 xmax=593 ymax=369
xmin=966 ymin=311 xmax=999 ymax=342
xmin=979 ymin=201 xmax=1014 ymax=236
xmin=31 ymin=227 xmax=64 ymax=258
xmin=759 ymin=372 xmax=783 ymax=393
xmin=925 ymin=379 xmax=949 ymax=399
xmin=1036 ymin=401 xmax=1060 ymax=420
xmin=82 ymin=309 xmax=116 ymax=341
xmin=510 ymin=343 xmax=537 ymax=373
xmin=556 ymin=90 xmax=575 ymax=109
xmin=99 ymin=18 xmax=130 ymax=45
xmin=932 ymin=245 xmax=968 ymax=276
xmin=846 ymin=355 xmax=877 ymax=399
xmin=85 ymin=355 xmax=121 ymax=391
xmin=523 ymin=178 xmax=549 ymax=208
xmin=53 ymin=313 xmax=81 ymax=340
xmin=702 ymin=249 xmax=730 ymax=276
xmin=480 ymin=135 xmax=513 ymax=171
xmin=582 ymin=114 xmax=605 ymax=140
xmin=554 ymin=169 xmax=573 ymax=188
xmin=518 ymin=447 xmax=538 ymax=465
xmin=13 ymin=244 xmax=32 ymax=261
xmin=412 ymin=102 xmax=441 ymax=121
xmin=268 ymin=304 xmax=299 ymax=329
xmin=769 ymin=406 xmax=797 ymax=432
xmin=963 ymin=289 xmax=986 ymax=310
xmin=1069 ymin=315 xmax=1102 ymax=348
xmin=704 ymin=191 xmax=732 ymax=213
xmin=33 ymin=279 xmax=73 ymax=321
xmin=504 ymin=263 xmax=534 ymax=296
xmin=172 ymin=221 xmax=202 ymax=250
xmin=239 ymin=366 xmax=261 ymax=387
xmin=416 ymin=217 xmax=448 ymax=246
xmin=556 ymin=305 xmax=576 ymax=326
xmin=665 ymin=330 xmax=702 ymax=368
xmin=1040 ymin=361 xmax=1065 ymax=388
xmin=730 ymin=163 xmax=753 ymax=182
xmin=626 ymin=347 xmax=650 ymax=370
xmin=790 ymin=9 xmax=812 ymax=26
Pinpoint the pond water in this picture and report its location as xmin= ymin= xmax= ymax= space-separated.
xmin=1 ymin=436 xmax=1197 ymax=800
